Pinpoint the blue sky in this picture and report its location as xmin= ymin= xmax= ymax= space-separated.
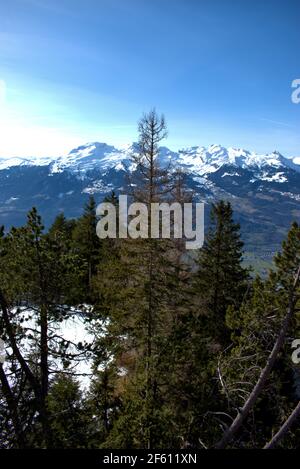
xmin=0 ymin=0 xmax=299 ymax=157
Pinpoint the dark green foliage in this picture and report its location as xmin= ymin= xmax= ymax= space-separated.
xmin=1 ymin=196 xmax=300 ymax=449
xmin=72 ymin=196 xmax=102 ymax=301
xmin=1 ymin=114 xmax=300 ymax=449
xmin=194 ymin=200 xmax=249 ymax=346
xmin=221 ymin=222 xmax=300 ymax=448
xmin=47 ymin=374 xmax=90 ymax=448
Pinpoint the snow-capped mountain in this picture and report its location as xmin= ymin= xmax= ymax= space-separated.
xmin=51 ymin=141 xmax=300 ymax=175
xmin=177 ymin=144 xmax=300 ymax=174
xmin=0 ymin=155 xmax=53 ymax=171
xmin=50 ymin=143 xmax=127 ymax=174
xmin=1 ymin=141 xmax=299 ymax=177
xmin=0 ymin=141 xmax=300 ymax=271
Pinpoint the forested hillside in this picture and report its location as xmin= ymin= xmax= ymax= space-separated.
xmin=1 ymin=112 xmax=300 ymax=449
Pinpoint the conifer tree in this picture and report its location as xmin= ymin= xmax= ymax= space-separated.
xmin=93 ymin=110 xmax=180 ymax=448
xmin=73 ymin=196 xmax=101 ymax=300
xmin=215 ymin=222 xmax=300 ymax=448
xmin=194 ymin=200 xmax=249 ymax=346
xmin=47 ymin=374 xmax=90 ymax=448
xmin=166 ymin=200 xmax=250 ymax=447
xmin=0 ymin=208 xmax=89 ymax=447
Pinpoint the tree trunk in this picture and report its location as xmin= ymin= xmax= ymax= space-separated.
xmin=40 ymin=303 xmax=52 ymax=447
xmin=264 ymin=400 xmax=300 ymax=449
xmin=0 ymin=290 xmax=40 ymax=395
xmin=214 ymin=265 xmax=300 ymax=449
xmin=0 ymin=290 xmax=52 ymax=447
xmin=0 ymin=363 xmax=26 ymax=448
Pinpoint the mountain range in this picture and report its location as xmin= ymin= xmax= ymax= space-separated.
xmin=1 ymin=142 xmax=300 ymax=272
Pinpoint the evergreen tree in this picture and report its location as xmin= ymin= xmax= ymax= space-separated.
xmin=164 ymin=200 xmax=250 ymax=447
xmin=0 ymin=208 xmax=89 ymax=447
xmin=93 ymin=110 xmax=181 ymax=448
xmin=194 ymin=200 xmax=249 ymax=346
xmin=73 ymin=196 xmax=101 ymax=301
xmin=47 ymin=374 xmax=90 ymax=448
xmin=216 ymin=222 xmax=300 ymax=448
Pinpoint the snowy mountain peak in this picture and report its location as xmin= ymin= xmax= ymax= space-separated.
xmin=0 ymin=155 xmax=53 ymax=171
xmin=0 ymin=142 xmax=299 ymax=177
xmin=174 ymin=144 xmax=300 ymax=177
xmin=69 ymin=142 xmax=116 ymax=155
xmin=50 ymin=142 xmax=120 ymax=174
xmin=121 ymin=142 xmax=140 ymax=153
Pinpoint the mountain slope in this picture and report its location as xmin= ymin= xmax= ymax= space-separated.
xmin=0 ymin=142 xmax=299 ymax=271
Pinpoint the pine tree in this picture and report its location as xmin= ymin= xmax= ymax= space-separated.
xmin=47 ymin=374 xmax=90 ymax=448
xmin=73 ymin=196 xmax=101 ymax=301
xmin=93 ymin=110 xmax=182 ymax=448
xmin=0 ymin=208 xmax=90 ymax=447
xmin=194 ymin=200 xmax=249 ymax=346
xmin=164 ymin=200 xmax=250 ymax=447
xmin=215 ymin=222 xmax=300 ymax=448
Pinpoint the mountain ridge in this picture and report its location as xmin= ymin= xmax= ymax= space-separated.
xmin=1 ymin=141 xmax=299 ymax=176
xmin=1 ymin=141 xmax=300 ymax=273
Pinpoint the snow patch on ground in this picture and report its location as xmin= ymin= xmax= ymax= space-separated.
xmin=259 ymin=172 xmax=287 ymax=183
xmin=2 ymin=306 xmax=96 ymax=390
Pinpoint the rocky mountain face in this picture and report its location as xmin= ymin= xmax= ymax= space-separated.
xmin=1 ymin=142 xmax=300 ymax=270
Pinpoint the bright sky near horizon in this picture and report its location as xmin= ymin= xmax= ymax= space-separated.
xmin=0 ymin=0 xmax=299 ymax=158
